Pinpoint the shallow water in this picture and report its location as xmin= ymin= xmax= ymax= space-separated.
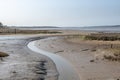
xmin=28 ymin=40 xmax=80 ymax=80
xmin=17 ymin=26 xmax=120 ymax=33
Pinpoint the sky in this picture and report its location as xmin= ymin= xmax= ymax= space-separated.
xmin=0 ymin=0 xmax=120 ymax=27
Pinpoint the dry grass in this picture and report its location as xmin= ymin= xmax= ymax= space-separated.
xmin=102 ymin=48 xmax=120 ymax=61
xmin=0 ymin=27 xmax=62 ymax=34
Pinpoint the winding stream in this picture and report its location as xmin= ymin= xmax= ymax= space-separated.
xmin=28 ymin=39 xmax=80 ymax=80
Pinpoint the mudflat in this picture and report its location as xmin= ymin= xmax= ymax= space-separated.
xmin=0 ymin=36 xmax=58 ymax=80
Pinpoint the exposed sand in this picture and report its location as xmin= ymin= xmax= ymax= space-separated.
xmin=0 ymin=36 xmax=58 ymax=80
xmin=36 ymin=36 xmax=120 ymax=80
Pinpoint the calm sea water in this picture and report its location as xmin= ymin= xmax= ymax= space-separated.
xmin=66 ymin=27 xmax=120 ymax=32
xmin=17 ymin=26 xmax=120 ymax=33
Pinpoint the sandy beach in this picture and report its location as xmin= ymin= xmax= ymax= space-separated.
xmin=35 ymin=35 xmax=120 ymax=80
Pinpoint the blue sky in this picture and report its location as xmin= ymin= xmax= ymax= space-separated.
xmin=0 ymin=0 xmax=120 ymax=27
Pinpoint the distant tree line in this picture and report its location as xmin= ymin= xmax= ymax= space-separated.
xmin=0 ymin=22 xmax=7 ymax=28
xmin=0 ymin=22 xmax=3 ymax=27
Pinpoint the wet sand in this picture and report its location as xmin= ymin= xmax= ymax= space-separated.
xmin=0 ymin=36 xmax=58 ymax=80
xmin=36 ymin=36 xmax=120 ymax=80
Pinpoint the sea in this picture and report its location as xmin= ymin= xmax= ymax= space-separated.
xmin=17 ymin=26 xmax=120 ymax=33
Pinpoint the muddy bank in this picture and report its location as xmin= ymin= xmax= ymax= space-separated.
xmin=0 ymin=37 xmax=58 ymax=80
